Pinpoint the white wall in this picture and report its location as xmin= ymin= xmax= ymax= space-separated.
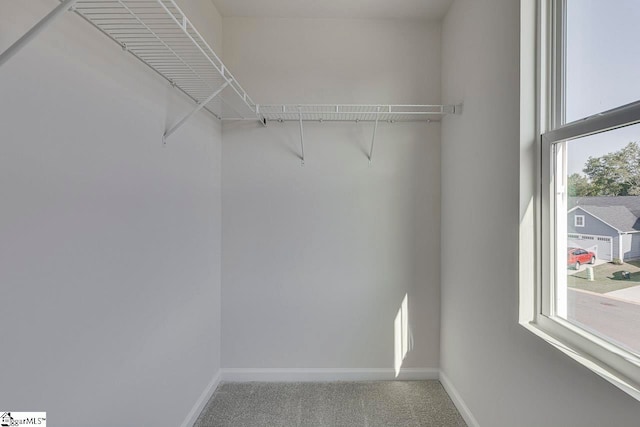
xmin=0 ymin=1 xmax=223 ymax=426
xmin=221 ymin=18 xmax=442 ymax=370
xmin=441 ymin=0 xmax=640 ymax=426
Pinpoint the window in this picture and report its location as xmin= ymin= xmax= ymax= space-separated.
xmin=523 ymin=0 xmax=640 ymax=401
xmin=574 ymin=215 xmax=584 ymax=227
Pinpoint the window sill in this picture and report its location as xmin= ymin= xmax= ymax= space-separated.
xmin=521 ymin=319 xmax=640 ymax=402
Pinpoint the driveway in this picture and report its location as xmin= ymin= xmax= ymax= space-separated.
xmin=607 ymin=285 xmax=640 ymax=304
xmin=567 ymin=257 xmax=608 ymax=276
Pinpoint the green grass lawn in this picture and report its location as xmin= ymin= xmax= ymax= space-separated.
xmin=568 ymin=260 xmax=640 ymax=293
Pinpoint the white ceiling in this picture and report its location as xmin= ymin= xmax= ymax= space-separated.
xmin=210 ymin=0 xmax=454 ymax=20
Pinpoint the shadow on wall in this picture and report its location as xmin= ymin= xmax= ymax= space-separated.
xmin=394 ymin=293 xmax=413 ymax=376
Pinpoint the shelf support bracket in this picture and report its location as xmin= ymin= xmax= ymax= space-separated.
xmin=256 ymin=105 xmax=267 ymax=127
xmin=163 ymin=81 xmax=229 ymax=144
xmin=368 ymin=107 xmax=381 ymax=164
xmin=298 ymin=108 xmax=305 ymax=166
xmin=0 ymin=0 xmax=79 ymax=69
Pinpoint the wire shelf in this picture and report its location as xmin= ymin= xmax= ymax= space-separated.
xmin=70 ymin=0 xmax=259 ymax=121
xmin=254 ymin=104 xmax=458 ymax=123
xmin=6 ymin=2 xmax=461 ymax=132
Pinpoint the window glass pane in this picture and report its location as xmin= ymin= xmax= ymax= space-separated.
xmin=557 ymin=123 xmax=640 ymax=355
xmin=565 ymin=0 xmax=640 ymax=123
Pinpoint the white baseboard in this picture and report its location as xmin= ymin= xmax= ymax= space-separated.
xmin=220 ymin=367 xmax=439 ymax=382
xmin=439 ymin=371 xmax=480 ymax=427
xmin=180 ymin=370 xmax=222 ymax=427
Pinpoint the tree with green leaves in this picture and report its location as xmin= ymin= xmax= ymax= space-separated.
xmin=568 ymin=173 xmax=593 ymax=197
xmin=569 ymin=141 xmax=640 ymax=197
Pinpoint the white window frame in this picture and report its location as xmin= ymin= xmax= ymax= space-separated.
xmin=574 ymin=215 xmax=584 ymax=227
xmin=520 ymin=0 xmax=640 ymax=401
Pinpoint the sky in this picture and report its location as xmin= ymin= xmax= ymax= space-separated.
xmin=565 ymin=0 xmax=640 ymax=175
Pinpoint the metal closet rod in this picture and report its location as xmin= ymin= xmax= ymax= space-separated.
xmin=222 ymin=118 xmax=444 ymax=123
xmin=257 ymin=104 xmax=458 ymax=113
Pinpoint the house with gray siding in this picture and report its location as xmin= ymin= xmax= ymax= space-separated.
xmin=568 ymin=196 xmax=640 ymax=262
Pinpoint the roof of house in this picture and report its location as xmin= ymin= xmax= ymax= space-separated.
xmin=569 ymin=196 xmax=640 ymax=232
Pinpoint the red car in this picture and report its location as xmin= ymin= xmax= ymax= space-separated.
xmin=568 ymin=247 xmax=596 ymax=270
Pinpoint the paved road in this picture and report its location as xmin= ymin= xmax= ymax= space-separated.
xmin=568 ymin=288 xmax=640 ymax=354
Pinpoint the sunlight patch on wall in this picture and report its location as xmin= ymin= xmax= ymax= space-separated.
xmin=394 ymin=293 xmax=410 ymax=377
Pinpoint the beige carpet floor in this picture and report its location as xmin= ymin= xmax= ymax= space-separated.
xmin=194 ymin=380 xmax=467 ymax=427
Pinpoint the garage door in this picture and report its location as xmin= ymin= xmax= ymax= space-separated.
xmin=568 ymin=233 xmax=612 ymax=261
